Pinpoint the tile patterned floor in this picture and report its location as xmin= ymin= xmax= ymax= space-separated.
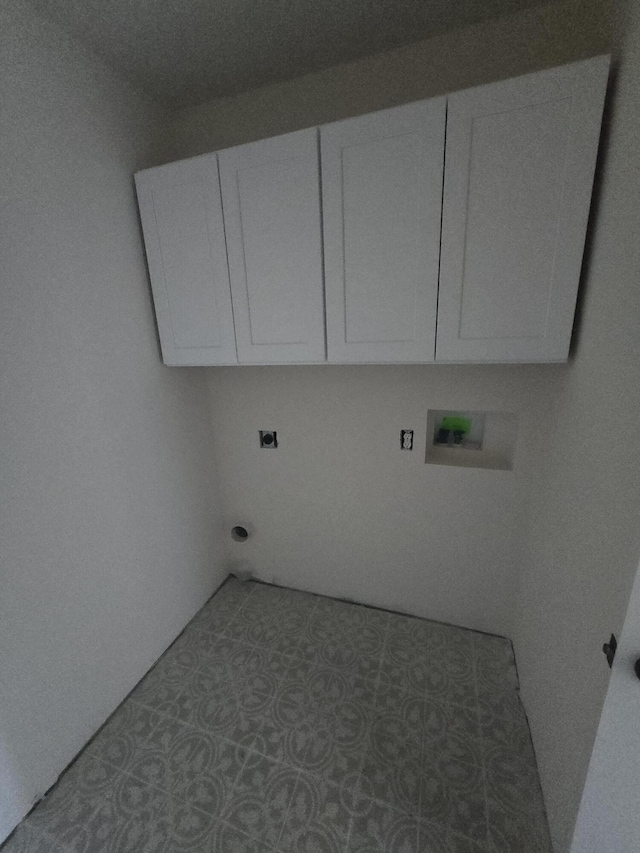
xmin=3 ymin=580 xmax=552 ymax=852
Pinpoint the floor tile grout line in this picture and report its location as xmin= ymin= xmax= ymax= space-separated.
xmin=272 ymin=766 xmax=303 ymax=850
xmin=85 ymin=753 xmax=232 ymax=829
xmin=416 ymin=650 xmax=429 ymax=850
xmin=198 ymin=580 xmax=256 ymax=631
xmin=472 ymin=636 xmax=495 ymax=853
xmin=372 ymin=611 xmax=391 ymax=701
xmin=214 ymin=739 xmax=317 ymax=850
xmin=217 ymin=739 xmax=260 ymax=826
xmin=88 ymin=702 xmax=258 ymax=783
xmin=341 ymin=611 xmax=389 ymax=850
xmin=98 ymin=720 xmax=294 ymax=826
xmin=148 ymin=631 xmax=387 ymax=714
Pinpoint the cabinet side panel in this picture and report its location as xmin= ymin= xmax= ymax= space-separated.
xmin=135 ymin=158 xmax=237 ymax=366
xmin=152 ymin=180 xmax=225 ymax=348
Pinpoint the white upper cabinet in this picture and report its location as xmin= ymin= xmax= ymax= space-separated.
xmin=218 ymin=129 xmax=326 ymax=364
xmin=135 ymin=57 xmax=609 ymax=368
xmin=321 ymin=98 xmax=446 ymax=363
xmin=135 ymin=155 xmax=237 ymax=365
xmin=437 ymin=56 xmax=609 ymax=363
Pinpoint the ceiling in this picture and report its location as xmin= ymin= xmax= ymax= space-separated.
xmin=32 ymin=0 xmax=550 ymax=108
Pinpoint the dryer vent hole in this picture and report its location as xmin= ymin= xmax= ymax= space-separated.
xmin=231 ymin=526 xmax=249 ymax=542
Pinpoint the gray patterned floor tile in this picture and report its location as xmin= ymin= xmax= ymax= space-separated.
xmin=246 ymin=611 xmax=305 ymax=646
xmin=233 ymin=647 xmax=293 ymax=690
xmin=83 ymin=702 xmax=161 ymax=772
xmin=233 ymin=678 xmax=280 ymax=717
xmin=130 ymin=657 xmax=191 ymax=714
xmin=347 ymin=798 xmax=419 ymax=852
xmin=359 ymin=758 xmax=422 ymax=818
xmin=221 ymin=617 xmax=258 ymax=645
xmin=172 ymin=684 xmax=263 ymax=750
xmin=7 ymin=581 xmax=551 ymax=853
xmin=242 ymin=583 xmax=318 ymax=614
xmin=166 ymin=631 xmax=250 ymax=677
xmin=71 ymin=772 xmax=218 ymax=853
xmin=373 ymin=688 xmax=426 ymax=735
xmin=294 ymin=661 xmax=379 ymax=716
xmin=124 ymin=715 xmax=247 ymax=817
xmin=212 ymin=578 xmax=256 ymax=611
xmin=478 ymin=693 xmax=534 ymax=757
xmin=473 ymin=634 xmax=519 ymax=702
xmin=278 ymin=772 xmax=352 ymax=852
xmin=302 ymin=703 xmax=370 ymax=785
xmin=486 ymin=798 xmax=552 ymax=853
xmin=26 ymin=756 xmax=119 ymax=844
xmin=483 ymin=744 xmax=546 ymax=831
xmin=444 ymin=828 xmax=490 ymax=853
xmin=209 ymin=821 xmax=275 ymax=852
xmin=1 ymin=825 xmax=67 ymax=853
xmin=423 ymin=699 xmax=483 ymax=770
xmin=417 ymin=817 xmax=450 ymax=852
xmin=379 ymin=634 xmax=476 ymax=710
xmin=222 ymin=753 xmax=299 ymax=848
xmin=252 ymin=703 xmax=319 ymax=768
xmin=188 ymin=603 xmax=238 ymax=639
xmin=186 ymin=579 xmax=255 ymax=639
xmin=420 ymin=758 xmax=487 ymax=845
xmin=359 ymin=736 xmax=423 ymax=816
xmin=424 ymin=699 xmax=480 ymax=742
xmin=383 ymin=629 xmax=429 ymax=669
xmin=301 ymin=643 xmax=382 ymax=683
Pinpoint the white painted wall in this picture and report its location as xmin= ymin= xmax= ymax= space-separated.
xmin=170 ymin=2 xmax=609 ymax=632
xmin=172 ymin=0 xmax=611 ymax=156
xmin=570 ymin=553 xmax=640 ymax=853
xmin=514 ymin=1 xmax=640 ymax=850
xmin=206 ymin=365 xmax=562 ymax=635
xmin=0 ymin=0 xmax=225 ymax=841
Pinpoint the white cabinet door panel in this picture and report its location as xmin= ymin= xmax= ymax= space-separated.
xmin=437 ymin=55 xmax=609 ymax=363
xmin=218 ymin=129 xmax=325 ymax=363
xmin=321 ymin=98 xmax=446 ymax=363
xmin=135 ymin=156 xmax=237 ymax=365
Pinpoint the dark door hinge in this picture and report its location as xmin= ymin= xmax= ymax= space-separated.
xmin=603 ymin=634 xmax=617 ymax=668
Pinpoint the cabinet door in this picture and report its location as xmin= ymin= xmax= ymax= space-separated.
xmin=135 ymin=156 xmax=237 ymax=366
xmin=218 ymin=129 xmax=325 ymax=364
xmin=437 ymin=56 xmax=609 ymax=363
xmin=321 ymin=98 xmax=445 ymax=363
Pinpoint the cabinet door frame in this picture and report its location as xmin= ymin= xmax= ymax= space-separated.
xmin=135 ymin=155 xmax=237 ymax=366
xmin=218 ymin=128 xmax=326 ymax=364
xmin=321 ymin=97 xmax=446 ymax=363
xmin=436 ymin=55 xmax=610 ymax=363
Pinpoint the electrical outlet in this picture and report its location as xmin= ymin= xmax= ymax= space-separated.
xmin=401 ymin=430 xmax=414 ymax=450
xmin=259 ymin=430 xmax=278 ymax=448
